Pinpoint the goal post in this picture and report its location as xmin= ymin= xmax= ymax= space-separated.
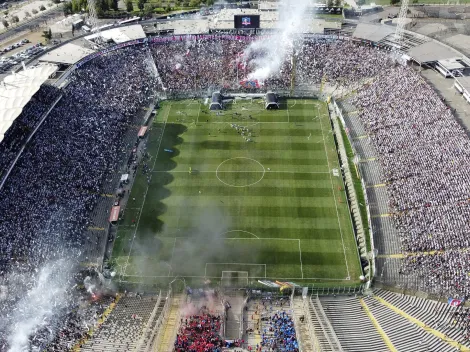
xmin=221 ymin=271 xmax=249 ymax=287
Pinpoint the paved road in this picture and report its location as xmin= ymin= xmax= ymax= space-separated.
xmin=0 ymin=5 xmax=63 ymax=43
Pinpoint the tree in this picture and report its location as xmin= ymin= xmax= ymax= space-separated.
xmin=52 ymin=0 xmax=61 ymax=4
xmin=137 ymin=0 xmax=145 ymax=11
xmin=42 ymin=28 xmax=52 ymax=40
xmin=2 ymin=19 xmax=9 ymax=28
xmin=390 ymin=0 xmax=400 ymax=4
xmin=11 ymin=15 xmax=19 ymax=23
xmin=126 ymin=0 xmax=133 ymax=12
xmin=39 ymin=5 xmax=46 ymax=10
xmin=326 ymin=0 xmax=334 ymax=6
xmin=189 ymin=0 xmax=200 ymax=6
xmin=32 ymin=8 xmax=39 ymax=14
xmin=24 ymin=11 xmax=31 ymax=17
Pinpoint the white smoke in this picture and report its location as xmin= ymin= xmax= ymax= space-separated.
xmin=244 ymin=0 xmax=313 ymax=82
xmin=7 ymin=259 xmax=73 ymax=352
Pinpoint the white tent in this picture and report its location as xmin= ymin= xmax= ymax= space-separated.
xmin=0 ymin=64 xmax=58 ymax=144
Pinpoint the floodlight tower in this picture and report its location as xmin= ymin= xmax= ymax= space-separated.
xmin=394 ymin=0 xmax=409 ymax=47
xmin=87 ymin=0 xmax=102 ymax=44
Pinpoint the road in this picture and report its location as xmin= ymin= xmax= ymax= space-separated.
xmin=0 ymin=5 xmax=63 ymax=43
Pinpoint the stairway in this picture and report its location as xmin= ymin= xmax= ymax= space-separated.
xmin=292 ymin=297 xmax=316 ymax=351
xmin=309 ymin=297 xmax=344 ymax=352
xmin=155 ymin=294 xmax=183 ymax=352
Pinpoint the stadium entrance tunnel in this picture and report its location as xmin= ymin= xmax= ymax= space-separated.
xmin=216 ymin=157 xmax=265 ymax=187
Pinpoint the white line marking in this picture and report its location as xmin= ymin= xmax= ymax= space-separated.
xmin=318 ymin=104 xmax=351 ymax=279
xmin=298 ymin=239 xmax=304 ymax=279
xmin=205 ymin=263 xmax=266 ymax=278
xmin=222 ymin=230 xmax=260 ymax=239
xmin=120 ymin=275 xmax=352 ymax=280
xmin=196 ymin=102 xmax=200 ymax=124
xmin=120 ymin=102 xmax=171 ymax=280
xmin=168 ymin=237 xmax=177 ymax=276
xmin=152 ymin=170 xmax=330 ymax=174
xmin=216 ymin=157 xmax=265 ymax=188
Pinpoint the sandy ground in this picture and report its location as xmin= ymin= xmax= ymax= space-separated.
xmin=0 ymin=0 xmax=57 ymax=29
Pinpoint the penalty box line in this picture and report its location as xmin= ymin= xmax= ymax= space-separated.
xmin=205 ymin=263 xmax=267 ymax=279
xmin=168 ymin=237 xmax=303 ymax=279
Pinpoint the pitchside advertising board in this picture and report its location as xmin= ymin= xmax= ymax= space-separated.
xmin=234 ymin=15 xmax=260 ymax=29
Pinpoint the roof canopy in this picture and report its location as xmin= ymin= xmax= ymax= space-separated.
xmin=0 ymin=64 xmax=58 ymax=144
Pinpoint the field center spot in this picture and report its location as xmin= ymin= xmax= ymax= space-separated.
xmin=216 ymin=157 xmax=265 ymax=187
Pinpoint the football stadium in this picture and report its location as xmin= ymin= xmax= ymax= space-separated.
xmin=1 ymin=0 xmax=470 ymax=351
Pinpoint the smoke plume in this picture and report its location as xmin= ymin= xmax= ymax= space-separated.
xmin=244 ymin=0 xmax=313 ymax=82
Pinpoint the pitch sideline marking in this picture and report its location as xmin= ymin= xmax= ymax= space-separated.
xmin=121 ymin=102 xmax=171 ymax=279
xmin=317 ymin=104 xmax=351 ymax=279
xmin=216 ymin=157 xmax=265 ymax=188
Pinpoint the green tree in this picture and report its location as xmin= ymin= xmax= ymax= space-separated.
xmin=189 ymin=0 xmax=200 ymax=7
xmin=39 ymin=5 xmax=46 ymax=10
xmin=32 ymin=8 xmax=39 ymax=14
xmin=390 ymin=0 xmax=400 ymax=4
xmin=126 ymin=0 xmax=133 ymax=12
xmin=144 ymin=3 xmax=155 ymax=15
xmin=24 ymin=11 xmax=31 ymax=17
xmin=1 ymin=19 xmax=9 ymax=28
xmin=62 ymin=2 xmax=71 ymax=14
xmin=42 ymin=28 xmax=52 ymax=40
xmin=12 ymin=15 xmax=19 ymax=23
xmin=137 ymin=0 xmax=145 ymax=11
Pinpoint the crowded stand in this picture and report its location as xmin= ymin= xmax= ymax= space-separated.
xmin=0 ymin=84 xmax=59 ymax=180
xmin=0 ymin=30 xmax=469 ymax=350
xmin=260 ymin=311 xmax=298 ymax=352
xmin=174 ymin=311 xmax=224 ymax=352
xmin=0 ymin=46 xmax=157 ymax=351
xmin=350 ymin=65 xmax=470 ymax=296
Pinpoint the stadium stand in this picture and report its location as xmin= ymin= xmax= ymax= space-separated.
xmin=320 ymin=297 xmax=388 ymax=351
xmin=2 ymin=28 xmax=470 ymax=350
xmin=80 ymin=293 xmax=165 ymax=352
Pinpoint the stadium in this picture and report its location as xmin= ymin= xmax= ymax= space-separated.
xmin=0 ymin=0 xmax=470 ymax=351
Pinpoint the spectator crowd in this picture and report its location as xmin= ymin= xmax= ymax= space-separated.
xmin=0 ymin=32 xmax=468 ymax=350
xmin=174 ymin=312 xmax=224 ymax=352
xmin=351 ymin=65 xmax=470 ymax=297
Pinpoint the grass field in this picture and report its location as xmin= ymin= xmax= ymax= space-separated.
xmin=112 ymin=98 xmax=362 ymax=287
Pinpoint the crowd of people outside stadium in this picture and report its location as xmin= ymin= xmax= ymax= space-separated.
xmin=0 ymin=32 xmax=469 ymax=349
xmin=351 ymin=64 xmax=470 ymax=297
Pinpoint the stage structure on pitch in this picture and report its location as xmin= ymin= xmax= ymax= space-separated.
xmin=265 ymin=91 xmax=279 ymax=110
xmin=210 ymin=91 xmax=224 ymax=110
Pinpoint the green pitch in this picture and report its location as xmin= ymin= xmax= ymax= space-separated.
xmin=112 ymin=98 xmax=361 ymax=286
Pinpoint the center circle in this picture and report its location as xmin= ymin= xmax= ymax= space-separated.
xmin=216 ymin=157 xmax=265 ymax=187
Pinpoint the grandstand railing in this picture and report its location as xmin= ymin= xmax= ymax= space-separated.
xmin=332 ymin=97 xmax=376 ymax=283
xmin=328 ymin=100 xmax=367 ymax=280
xmin=149 ymin=289 xmax=173 ymax=351
xmin=134 ymin=289 xmax=162 ymax=351
xmin=301 ymin=296 xmax=323 ymax=352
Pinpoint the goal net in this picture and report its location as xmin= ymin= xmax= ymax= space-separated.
xmin=221 ymin=271 xmax=249 ymax=287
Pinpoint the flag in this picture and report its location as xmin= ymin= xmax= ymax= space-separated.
xmin=240 ymin=79 xmax=260 ymax=89
xmin=448 ymin=298 xmax=463 ymax=306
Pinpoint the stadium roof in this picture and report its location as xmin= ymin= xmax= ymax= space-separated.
xmin=407 ymin=41 xmax=459 ymax=64
xmin=352 ymin=23 xmax=394 ymax=42
xmin=0 ymin=64 xmax=57 ymax=143
xmin=39 ymin=43 xmax=95 ymax=65
xmin=84 ymin=24 xmax=146 ymax=44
